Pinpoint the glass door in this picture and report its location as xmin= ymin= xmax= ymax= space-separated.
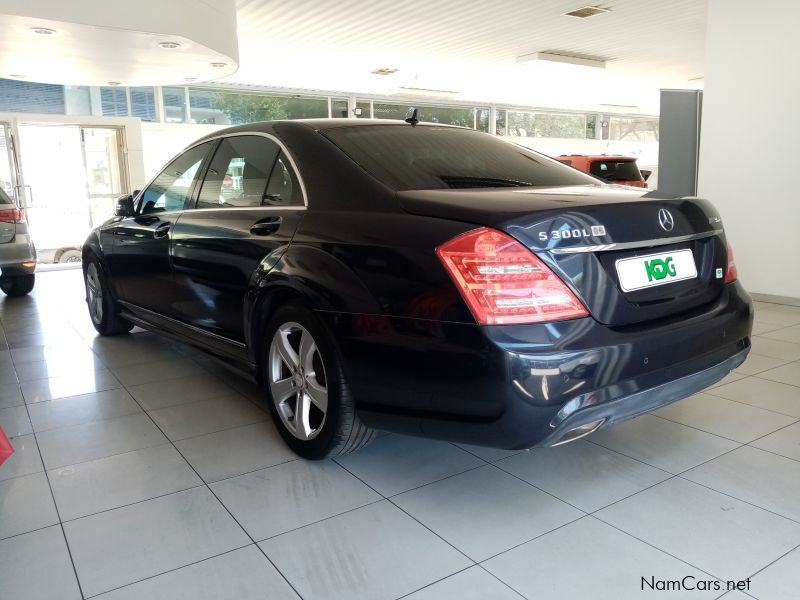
xmin=0 ymin=122 xmax=20 ymax=244
xmin=15 ymin=123 xmax=126 ymax=263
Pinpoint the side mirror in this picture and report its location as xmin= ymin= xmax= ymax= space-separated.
xmin=640 ymin=169 xmax=652 ymax=182
xmin=115 ymin=194 xmax=135 ymax=217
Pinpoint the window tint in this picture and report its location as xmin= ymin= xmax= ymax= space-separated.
xmin=197 ymin=136 xmax=280 ymax=208
xmin=140 ymin=141 xmax=213 ymax=214
xmin=264 ymin=153 xmax=302 ymax=206
xmin=589 ymin=160 xmax=642 ymax=182
xmin=322 ymin=125 xmax=597 ymax=191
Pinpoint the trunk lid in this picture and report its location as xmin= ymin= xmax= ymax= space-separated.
xmin=399 ymin=185 xmax=728 ymax=327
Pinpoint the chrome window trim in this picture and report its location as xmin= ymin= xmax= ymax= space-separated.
xmin=549 ymin=229 xmax=722 ymax=255
xmin=136 ymin=130 xmax=309 ymax=211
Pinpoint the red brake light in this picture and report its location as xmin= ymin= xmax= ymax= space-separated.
xmin=724 ymin=241 xmax=738 ymax=283
xmin=436 ymin=227 xmax=589 ymax=325
xmin=0 ymin=208 xmax=24 ymax=223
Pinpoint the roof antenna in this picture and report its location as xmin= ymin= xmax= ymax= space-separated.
xmin=404 ymin=108 xmax=419 ymax=127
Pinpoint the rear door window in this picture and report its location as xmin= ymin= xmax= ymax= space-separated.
xmin=321 ymin=125 xmax=596 ymax=191
xmin=264 ymin=152 xmax=303 ymax=206
xmin=589 ymin=160 xmax=642 ymax=182
xmin=197 ymin=135 xmax=280 ymax=208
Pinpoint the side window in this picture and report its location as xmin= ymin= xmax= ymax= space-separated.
xmin=197 ymin=136 xmax=280 ymax=208
xmin=265 ymin=152 xmax=303 ymax=207
xmin=140 ymin=141 xmax=213 ymax=214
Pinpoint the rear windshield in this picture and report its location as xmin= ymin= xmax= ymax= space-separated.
xmin=0 ymin=187 xmax=13 ymax=205
xmin=322 ymin=125 xmax=597 ymax=191
xmin=589 ymin=159 xmax=642 ymax=182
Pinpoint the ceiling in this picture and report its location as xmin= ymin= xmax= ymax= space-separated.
xmin=222 ymin=0 xmax=708 ymax=113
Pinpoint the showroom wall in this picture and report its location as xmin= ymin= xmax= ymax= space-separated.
xmin=699 ymin=0 xmax=799 ymax=302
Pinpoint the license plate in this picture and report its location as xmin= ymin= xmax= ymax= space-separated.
xmin=615 ymin=249 xmax=697 ymax=292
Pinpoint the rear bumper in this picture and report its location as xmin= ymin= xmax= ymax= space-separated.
xmin=321 ymin=281 xmax=753 ymax=449
xmin=0 ymin=233 xmax=37 ymax=275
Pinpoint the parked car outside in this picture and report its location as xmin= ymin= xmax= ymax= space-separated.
xmin=0 ymin=187 xmax=36 ymax=296
xmin=556 ymin=154 xmax=650 ymax=188
xmin=82 ymin=120 xmax=752 ymax=459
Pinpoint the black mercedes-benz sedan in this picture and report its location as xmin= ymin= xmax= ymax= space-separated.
xmin=82 ymin=119 xmax=753 ymax=459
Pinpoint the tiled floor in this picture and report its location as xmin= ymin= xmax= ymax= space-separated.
xmin=1 ymin=270 xmax=799 ymax=600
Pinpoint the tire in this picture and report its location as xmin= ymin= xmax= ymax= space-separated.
xmin=0 ymin=274 xmax=35 ymax=297
xmin=263 ymin=303 xmax=376 ymax=459
xmin=84 ymin=256 xmax=133 ymax=335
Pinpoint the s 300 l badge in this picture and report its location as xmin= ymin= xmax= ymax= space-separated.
xmin=538 ymin=225 xmax=607 ymax=241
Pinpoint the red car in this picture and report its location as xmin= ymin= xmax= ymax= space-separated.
xmin=556 ymin=155 xmax=650 ymax=188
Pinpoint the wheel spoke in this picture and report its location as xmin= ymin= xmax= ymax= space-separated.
xmin=299 ymin=331 xmax=315 ymax=371
xmin=276 ymin=329 xmax=300 ymax=370
xmin=306 ymin=377 xmax=328 ymax=412
xmin=270 ymin=376 xmax=296 ymax=403
xmin=294 ymin=392 xmax=312 ymax=440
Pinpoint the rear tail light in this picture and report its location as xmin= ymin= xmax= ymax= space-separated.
xmin=0 ymin=208 xmax=24 ymax=223
xmin=436 ymin=227 xmax=588 ymax=325
xmin=724 ymin=241 xmax=738 ymax=283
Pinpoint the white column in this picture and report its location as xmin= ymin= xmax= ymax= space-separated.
xmin=698 ymin=0 xmax=800 ymax=302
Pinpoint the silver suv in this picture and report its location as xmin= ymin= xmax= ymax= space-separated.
xmin=0 ymin=188 xmax=36 ymax=296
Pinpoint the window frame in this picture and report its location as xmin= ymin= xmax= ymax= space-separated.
xmin=184 ymin=132 xmax=308 ymax=211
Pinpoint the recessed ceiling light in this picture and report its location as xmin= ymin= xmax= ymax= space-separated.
xmin=371 ymin=67 xmax=399 ymax=76
xmin=107 ymin=81 xmax=121 ymax=86
xmin=158 ymin=41 xmax=181 ymax=49
xmin=563 ymin=6 xmax=610 ymax=18
xmin=210 ymin=62 xmax=227 ymax=68
xmin=184 ymin=77 xmax=197 ymax=82
xmin=8 ymin=74 xmax=25 ymax=79
xmin=30 ymin=27 xmax=56 ymax=35
xmin=517 ymin=50 xmax=608 ymax=68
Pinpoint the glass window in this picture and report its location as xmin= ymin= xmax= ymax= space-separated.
xmin=475 ymin=108 xmax=490 ymax=133
xmin=64 ymin=86 xmax=92 ymax=115
xmin=0 ymin=78 xmax=65 ymax=114
xmin=163 ymin=87 xmax=187 ymax=123
xmin=372 ymin=104 xmax=478 ymax=128
xmin=141 ymin=141 xmax=213 ymax=213
xmin=264 ymin=152 xmax=303 ymax=206
xmin=355 ymin=101 xmax=371 ymax=118
xmin=323 ymin=125 xmax=596 ymax=191
xmin=609 ymin=116 xmax=659 ymax=141
xmin=197 ymin=136 xmax=280 ymax=208
xmin=130 ymin=87 xmax=157 ymax=122
xmin=100 ymin=87 xmax=128 ymax=117
xmin=331 ymin=98 xmax=349 ymax=118
xmin=589 ymin=160 xmax=643 ymax=183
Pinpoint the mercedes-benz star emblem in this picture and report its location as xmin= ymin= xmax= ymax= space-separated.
xmin=658 ymin=208 xmax=675 ymax=232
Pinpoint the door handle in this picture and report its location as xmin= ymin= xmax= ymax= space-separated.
xmin=250 ymin=216 xmax=282 ymax=236
xmin=153 ymin=222 xmax=171 ymax=239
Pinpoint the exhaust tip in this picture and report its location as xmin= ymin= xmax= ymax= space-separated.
xmin=550 ymin=418 xmax=606 ymax=447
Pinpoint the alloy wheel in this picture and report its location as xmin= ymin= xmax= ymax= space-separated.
xmin=268 ymin=321 xmax=328 ymax=440
xmin=86 ymin=263 xmax=104 ymax=324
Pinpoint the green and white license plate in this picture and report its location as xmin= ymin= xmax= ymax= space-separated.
xmin=615 ymin=249 xmax=697 ymax=292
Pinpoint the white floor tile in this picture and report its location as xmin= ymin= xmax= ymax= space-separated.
xmin=709 ymin=377 xmax=800 ymax=417
xmin=750 ymin=546 xmax=800 ymax=600
xmin=750 ymin=421 xmax=800 ymax=461
xmin=756 ymin=362 xmax=800 ymax=387
xmin=110 ymin=358 xmax=207 ymax=387
xmin=404 ymin=566 xmax=522 ymax=600
xmin=595 ymin=478 xmax=800 ymax=580
xmin=0 ymin=383 xmax=24 ymax=409
xmin=174 ymin=421 xmax=297 ymax=483
xmin=94 ymin=546 xmax=299 ymax=600
xmin=0 ymin=404 xmax=32 ymax=437
xmin=735 ymin=353 xmax=790 ymax=375
xmin=260 ymin=501 xmax=471 ymax=600
xmin=0 ymin=433 xmax=43 ymax=482
xmin=751 ymin=337 xmax=800 ymax=361
xmin=50 ymin=444 xmax=202 ymax=521
xmin=496 ymin=439 xmax=670 ymax=512
xmin=21 ymin=369 xmax=122 ymax=404
xmin=27 ymin=388 xmax=142 ymax=433
xmin=335 ymin=434 xmax=484 ymax=496
xmin=0 ymin=526 xmax=82 ymax=600
xmin=127 ymin=373 xmax=235 ymax=411
xmin=37 ymin=412 xmax=167 ymax=469
xmin=485 ymin=517 xmax=718 ymax=600
xmin=683 ymin=446 xmax=800 ymax=521
xmin=64 ymin=487 xmax=250 ymax=597
xmin=653 ymin=392 xmax=797 ymax=443
xmin=147 ymin=396 xmax=267 ymax=441
xmin=393 ymin=465 xmax=582 ymax=561
xmin=212 ymin=460 xmax=381 ymax=540
xmin=0 ymin=472 xmax=59 ymax=539
xmin=590 ymin=414 xmax=739 ymax=473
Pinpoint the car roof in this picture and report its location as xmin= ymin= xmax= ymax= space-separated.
xmin=558 ymin=154 xmax=637 ymax=161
